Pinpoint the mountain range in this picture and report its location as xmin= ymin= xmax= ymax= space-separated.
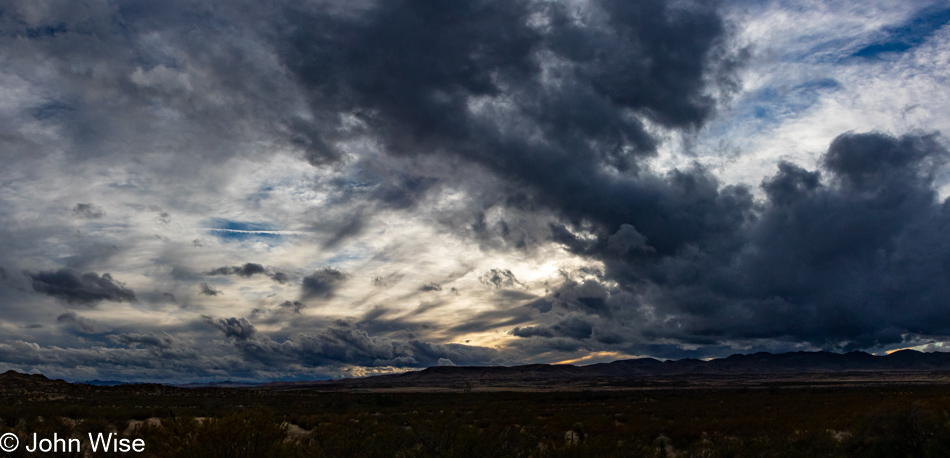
xmin=259 ymin=349 xmax=950 ymax=390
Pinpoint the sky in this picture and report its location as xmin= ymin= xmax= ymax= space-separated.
xmin=2 ymin=0 xmax=950 ymax=383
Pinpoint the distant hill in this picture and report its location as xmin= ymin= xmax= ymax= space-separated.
xmin=0 ymin=370 xmax=73 ymax=393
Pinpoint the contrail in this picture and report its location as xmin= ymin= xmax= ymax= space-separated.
xmin=200 ymin=228 xmax=310 ymax=235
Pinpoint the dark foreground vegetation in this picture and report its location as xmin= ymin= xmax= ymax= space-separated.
xmin=4 ymin=380 xmax=950 ymax=456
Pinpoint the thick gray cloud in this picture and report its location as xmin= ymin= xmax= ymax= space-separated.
xmin=301 ymin=268 xmax=347 ymax=300
xmin=0 ymin=0 xmax=320 ymax=172
xmin=478 ymin=269 xmax=524 ymax=289
xmin=208 ymin=263 xmax=266 ymax=277
xmin=109 ymin=332 xmax=181 ymax=350
xmin=27 ymin=269 xmax=136 ymax=305
xmin=72 ymin=203 xmax=105 ymax=219
xmin=280 ymin=300 xmax=306 ymax=314
xmin=283 ymin=0 xmax=736 ymax=152
xmin=508 ymin=132 xmax=950 ymax=355
xmin=419 ymin=283 xmax=442 ymax=293
xmin=204 ymin=316 xmax=257 ymax=341
xmin=207 ymin=316 xmax=499 ymax=369
xmin=282 ymin=0 xmax=747 ymax=234
xmin=56 ymin=312 xmax=102 ymax=334
xmin=207 ymin=263 xmax=289 ymax=283
xmin=199 ymin=282 xmax=221 ymax=296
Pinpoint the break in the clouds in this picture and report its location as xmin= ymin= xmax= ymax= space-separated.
xmin=2 ymin=0 xmax=950 ymax=382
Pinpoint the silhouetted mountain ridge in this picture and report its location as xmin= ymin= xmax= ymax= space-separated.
xmin=590 ymin=350 xmax=950 ymax=376
xmin=261 ymin=349 xmax=950 ymax=389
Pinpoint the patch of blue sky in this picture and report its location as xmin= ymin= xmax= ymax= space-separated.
xmin=766 ymin=4 xmax=950 ymax=65
xmin=321 ymin=251 xmax=364 ymax=265
xmin=711 ymin=78 xmax=842 ymax=138
xmin=204 ymin=218 xmax=285 ymax=242
xmin=851 ymin=5 xmax=950 ymax=59
xmin=342 ymin=175 xmax=376 ymax=189
xmin=790 ymin=35 xmax=872 ymax=64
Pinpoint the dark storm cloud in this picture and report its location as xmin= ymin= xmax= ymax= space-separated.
xmin=709 ymin=132 xmax=950 ymax=348
xmin=301 ymin=268 xmax=347 ymax=300
xmin=208 ymin=316 xmax=499 ymax=368
xmin=509 ymin=132 xmax=950 ymax=355
xmin=281 ymin=0 xmax=746 ymax=223
xmin=27 ymin=269 xmax=136 ymax=305
xmin=283 ymin=0 xmax=735 ymax=141
xmin=206 ymin=263 xmax=289 ymax=283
